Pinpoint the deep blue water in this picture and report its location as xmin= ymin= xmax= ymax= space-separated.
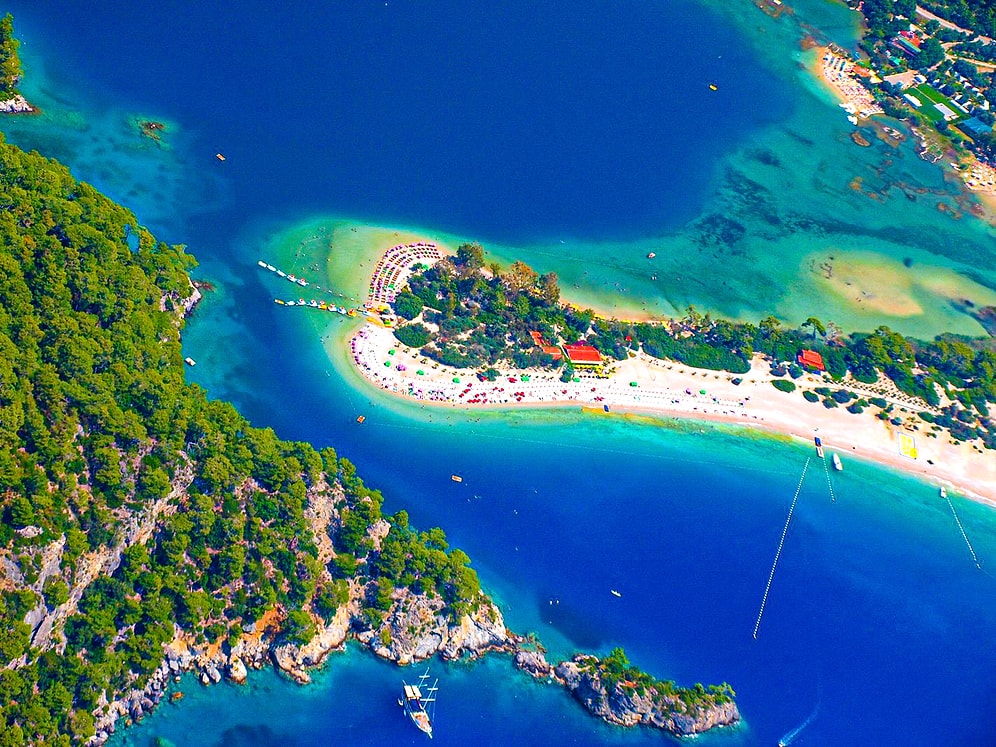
xmin=3 ymin=0 xmax=787 ymax=245
xmin=4 ymin=1 xmax=996 ymax=746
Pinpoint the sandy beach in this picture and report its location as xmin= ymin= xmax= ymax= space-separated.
xmin=350 ymin=323 xmax=996 ymax=505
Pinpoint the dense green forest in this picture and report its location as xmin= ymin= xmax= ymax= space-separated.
xmin=393 ymin=249 xmax=996 ymax=449
xmin=857 ymin=0 xmax=996 ymax=39
xmin=919 ymin=0 xmax=996 ymax=37
xmin=0 ymin=134 xmax=488 ymax=744
xmin=0 ymin=13 xmax=21 ymax=96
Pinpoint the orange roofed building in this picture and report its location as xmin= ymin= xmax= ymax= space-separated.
xmin=563 ymin=343 xmax=602 ymax=368
xmin=529 ymin=330 xmax=562 ymax=361
xmin=798 ymin=349 xmax=825 ymax=371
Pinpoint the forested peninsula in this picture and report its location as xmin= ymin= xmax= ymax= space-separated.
xmin=0 ymin=124 xmax=737 ymax=745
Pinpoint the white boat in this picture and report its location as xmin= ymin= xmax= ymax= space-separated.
xmin=276 ymin=270 xmax=287 ymax=278
xmin=184 ymin=357 xmax=196 ymax=366
xmin=265 ymin=263 xmax=276 ymax=272
xmin=610 ymin=589 xmax=622 ymax=598
xmin=257 ymin=260 xmax=267 ymax=268
xmin=399 ymin=667 xmax=438 ymax=739
xmin=451 ymin=474 xmax=463 ymax=483
xmin=832 ymin=453 xmax=843 ymax=471
xmin=940 ymin=486 xmax=947 ymax=499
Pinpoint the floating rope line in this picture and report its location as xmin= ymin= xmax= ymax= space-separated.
xmin=944 ymin=492 xmax=981 ymax=569
xmin=821 ymin=454 xmax=837 ymax=503
xmin=753 ymin=458 xmax=811 ymax=640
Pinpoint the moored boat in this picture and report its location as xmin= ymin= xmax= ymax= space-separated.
xmin=832 ymin=453 xmax=843 ymax=471
xmin=814 ymin=436 xmax=824 ymax=458
xmin=399 ymin=667 xmax=438 ymax=739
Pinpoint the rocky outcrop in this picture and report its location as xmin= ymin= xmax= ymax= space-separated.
xmin=227 ymin=656 xmax=247 ymax=684
xmin=0 ymin=95 xmax=35 ymax=113
xmin=513 ymin=648 xmax=554 ymax=679
xmin=365 ymin=590 xmax=511 ymax=666
xmin=553 ymin=656 xmax=740 ymax=737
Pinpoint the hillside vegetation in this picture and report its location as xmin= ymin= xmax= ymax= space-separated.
xmin=0 ymin=134 xmax=487 ymax=745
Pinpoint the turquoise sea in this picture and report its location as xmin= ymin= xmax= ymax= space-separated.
xmin=3 ymin=1 xmax=996 ymax=745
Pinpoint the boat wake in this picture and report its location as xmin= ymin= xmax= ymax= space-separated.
xmin=778 ymin=691 xmax=820 ymax=746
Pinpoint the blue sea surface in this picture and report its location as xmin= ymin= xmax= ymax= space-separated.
xmin=3 ymin=1 xmax=996 ymax=745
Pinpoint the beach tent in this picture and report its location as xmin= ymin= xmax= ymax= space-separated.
xmin=388 ymin=349 xmax=395 ymax=356
xmin=699 ymin=389 xmax=706 ymax=395
xmin=452 ymin=377 xmax=460 ymax=383
xmin=629 ymin=381 xmax=638 ymax=387
xmin=384 ymin=362 xmax=391 ymax=367
xmin=417 ymin=370 xmax=425 ymax=375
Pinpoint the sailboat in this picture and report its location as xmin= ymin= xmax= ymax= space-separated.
xmin=399 ymin=667 xmax=438 ymax=739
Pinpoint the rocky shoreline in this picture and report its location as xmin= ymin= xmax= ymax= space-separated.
xmin=90 ymin=608 xmax=739 ymax=744
xmin=0 ymin=94 xmax=36 ymax=113
xmin=88 ymin=593 xmax=514 ymax=744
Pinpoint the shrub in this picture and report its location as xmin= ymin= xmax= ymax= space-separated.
xmin=772 ymin=379 xmax=797 ymax=393
xmin=803 ymin=390 xmax=820 ymax=403
xmin=394 ymin=323 xmax=431 ymax=348
xmin=870 ymin=397 xmax=888 ymax=408
xmin=393 ymin=291 xmax=424 ymax=320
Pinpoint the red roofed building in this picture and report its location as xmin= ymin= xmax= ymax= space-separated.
xmin=563 ymin=343 xmax=602 ymax=368
xmin=529 ymin=330 xmax=563 ymax=361
xmin=798 ymin=349 xmax=825 ymax=371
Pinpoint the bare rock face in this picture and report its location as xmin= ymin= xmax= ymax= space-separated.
xmin=227 ymin=656 xmax=248 ymax=685
xmin=514 ymin=649 xmax=554 ymax=679
xmin=439 ymin=602 xmax=508 ymax=660
xmin=0 ymin=95 xmax=34 ymax=113
xmin=369 ymin=591 xmax=509 ymax=664
xmin=271 ymin=644 xmax=310 ymax=684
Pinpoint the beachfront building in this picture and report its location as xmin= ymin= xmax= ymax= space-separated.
xmin=528 ymin=330 xmax=563 ymax=361
xmin=798 ymin=349 xmax=826 ymax=372
xmin=563 ymin=343 xmax=603 ymax=369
